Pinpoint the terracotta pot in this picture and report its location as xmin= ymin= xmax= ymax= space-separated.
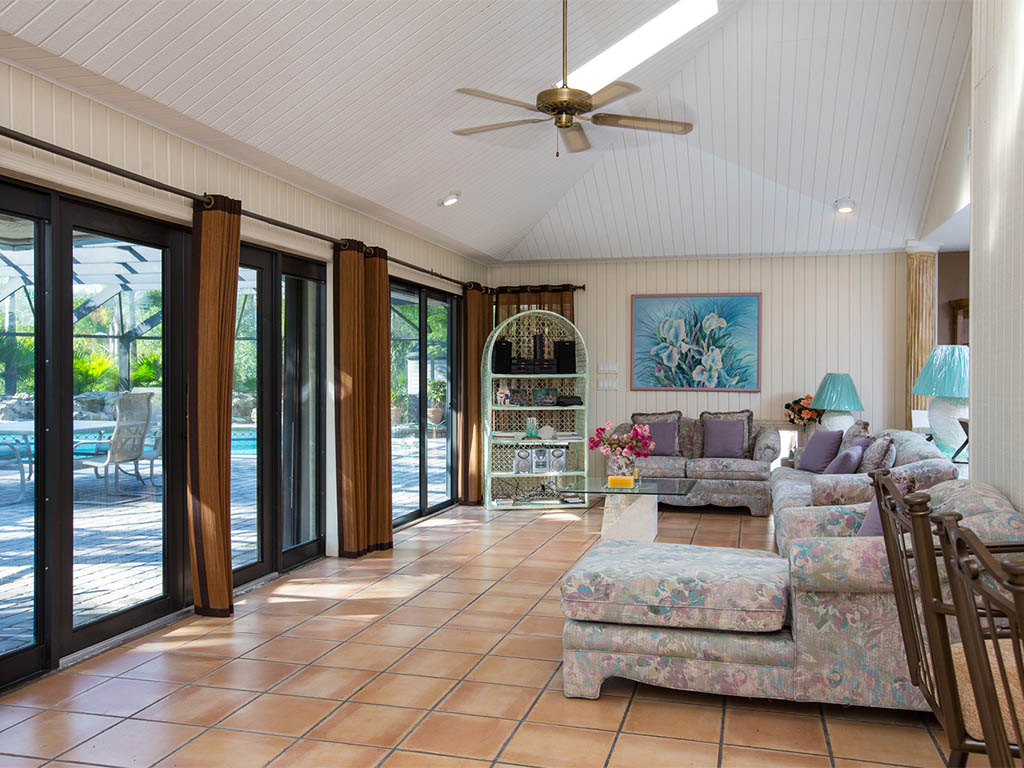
xmin=427 ymin=407 xmax=444 ymax=425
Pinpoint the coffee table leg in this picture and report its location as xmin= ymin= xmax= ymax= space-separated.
xmin=600 ymin=493 xmax=658 ymax=541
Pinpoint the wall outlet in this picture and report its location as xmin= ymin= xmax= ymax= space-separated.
xmin=599 ymin=363 xmax=617 ymax=373
xmin=598 ymin=380 xmax=617 ymax=390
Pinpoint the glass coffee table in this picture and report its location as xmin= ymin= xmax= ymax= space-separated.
xmin=561 ymin=475 xmax=696 ymax=541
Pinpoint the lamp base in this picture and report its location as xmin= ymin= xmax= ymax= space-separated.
xmin=820 ymin=410 xmax=855 ymax=432
xmin=928 ymin=397 xmax=968 ymax=458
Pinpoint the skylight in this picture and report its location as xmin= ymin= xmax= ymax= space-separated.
xmin=561 ymin=0 xmax=718 ymax=95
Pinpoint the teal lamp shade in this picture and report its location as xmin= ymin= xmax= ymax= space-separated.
xmin=912 ymin=345 xmax=969 ymax=398
xmin=810 ymin=373 xmax=864 ymax=411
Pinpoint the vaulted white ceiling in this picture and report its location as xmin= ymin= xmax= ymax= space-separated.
xmin=0 ymin=0 xmax=970 ymax=262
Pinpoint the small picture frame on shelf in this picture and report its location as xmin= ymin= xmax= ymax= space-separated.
xmin=510 ymin=388 xmax=530 ymax=406
xmin=532 ymin=387 xmax=558 ymax=406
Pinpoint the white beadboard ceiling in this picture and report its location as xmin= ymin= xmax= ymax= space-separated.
xmin=0 ymin=0 xmax=970 ymax=263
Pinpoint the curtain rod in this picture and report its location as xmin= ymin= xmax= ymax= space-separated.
xmin=0 ymin=124 xmax=470 ymax=289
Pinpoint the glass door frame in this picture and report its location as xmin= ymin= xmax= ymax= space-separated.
xmin=0 ymin=179 xmax=52 ymax=689
xmin=53 ymin=197 xmax=189 ymax=656
xmin=233 ymin=246 xmax=326 ymax=581
xmin=279 ymin=255 xmax=326 ymax=571
xmin=390 ymin=278 xmax=460 ymax=527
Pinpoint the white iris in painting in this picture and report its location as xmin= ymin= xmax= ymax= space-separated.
xmin=693 ymin=347 xmax=723 ymax=387
xmin=702 ymin=312 xmax=727 ymax=333
xmin=651 ymin=342 xmax=680 ymax=368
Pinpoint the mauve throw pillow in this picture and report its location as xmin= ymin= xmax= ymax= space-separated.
xmin=858 ymin=497 xmax=884 ymax=537
xmin=797 ymin=429 xmax=844 ymax=473
xmin=824 ymin=444 xmax=866 ymax=474
xmin=703 ymin=419 xmax=746 ymax=459
xmin=644 ymin=421 xmax=678 ymax=456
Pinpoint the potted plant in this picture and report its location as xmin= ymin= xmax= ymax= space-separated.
xmin=426 ymin=379 xmax=447 ymax=425
xmin=390 ymin=389 xmax=407 ymax=426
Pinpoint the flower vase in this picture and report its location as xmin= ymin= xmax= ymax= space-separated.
xmin=607 ymin=454 xmax=636 ymax=477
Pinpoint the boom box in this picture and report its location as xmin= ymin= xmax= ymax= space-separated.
xmin=554 ymin=341 xmax=576 ymax=373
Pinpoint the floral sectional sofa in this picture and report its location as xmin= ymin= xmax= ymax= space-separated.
xmin=561 ymin=478 xmax=1024 ymax=709
xmin=769 ymin=427 xmax=958 ymax=519
xmin=616 ymin=409 xmax=781 ymax=517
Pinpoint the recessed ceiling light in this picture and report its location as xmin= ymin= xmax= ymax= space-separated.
xmin=438 ymin=192 xmax=460 ymax=207
xmin=559 ymin=0 xmax=718 ymax=94
xmin=834 ymin=198 xmax=856 ymax=214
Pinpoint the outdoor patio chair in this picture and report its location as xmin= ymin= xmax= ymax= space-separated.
xmin=74 ymin=391 xmax=152 ymax=494
xmin=0 ymin=440 xmax=26 ymax=504
xmin=142 ymin=427 xmax=162 ymax=484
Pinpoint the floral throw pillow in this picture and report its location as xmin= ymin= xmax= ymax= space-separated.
xmin=858 ymin=435 xmax=896 ymax=473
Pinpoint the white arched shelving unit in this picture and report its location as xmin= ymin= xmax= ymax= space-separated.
xmin=481 ymin=309 xmax=589 ymax=510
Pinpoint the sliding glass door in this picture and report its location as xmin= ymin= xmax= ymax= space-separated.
xmin=390 ymin=281 xmax=457 ymax=525
xmin=232 ymin=247 xmax=325 ymax=582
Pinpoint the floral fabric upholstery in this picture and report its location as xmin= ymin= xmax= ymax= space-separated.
xmin=563 ymin=619 xmax=795 ymax=668
xmin=752 ymin=425 xmax=782 ymax=463
xmin=770 ymin=466 xmax=816 ymax=512
xmin=839 ymin=420 xmax=871 ymax=453
xmin=927 ymin=479 xmax=1024 ymax=542
xmin=859 ymin=435 xmax=896 ymax=473
xmin=788 ymin=536 xmax=892 ymax=593
xmin=661 ymin=479 xmax=772 ymax=517
xmin=811 ymin=475 xmax=874 ymax=506
xmin=561 ymin=540 xmax=789 ymax=632
xmin=678 ymin=416 xmax=701 ymax=458
xmin=774 ymin=503 xmax=868 ymax=556
xmin=633 ymin=455 xmax=688 ymax=478
xmin=686 ymin=458 xmax=770 ymax=481
xmin=880 ymin=429 xmax=946 ymax=466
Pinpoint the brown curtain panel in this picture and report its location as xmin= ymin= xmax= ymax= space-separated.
xmin=495 ymin=285 xmax=575 ymax=324
xmin=459 ymin=283 xmax=494 ymax=504
xmin=334 ymin=242 xmax=393 ymax=556
xmin=186 ymin=194 xmax=241 ymax=617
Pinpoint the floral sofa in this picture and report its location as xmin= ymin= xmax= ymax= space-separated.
xmin=614 ymin=409 xmax=781 ymax=517
xmin=561 ymin=478 xmax=1024 ymax=709
xmin=770 ymin=427 xmax=957 ymax=517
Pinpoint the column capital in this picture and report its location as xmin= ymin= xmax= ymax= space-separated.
xmin=905 ymin=239 xmax=941 ymax=255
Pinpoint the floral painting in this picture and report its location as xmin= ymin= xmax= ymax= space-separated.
xmin=631 ymin=293 xmax=761 ymax=391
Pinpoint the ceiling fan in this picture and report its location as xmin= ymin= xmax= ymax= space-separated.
xmin=451 ymin=0 xmax=693 ymax=152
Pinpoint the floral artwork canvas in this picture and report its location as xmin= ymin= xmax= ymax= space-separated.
xmin=631 ymin=293 xmax=761 ymax=391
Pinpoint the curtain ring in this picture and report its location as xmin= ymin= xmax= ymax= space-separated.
xmin=202 ymin=195 xmax=215 ymax=209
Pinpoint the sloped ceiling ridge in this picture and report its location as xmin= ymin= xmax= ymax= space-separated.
xmin=507 ymin=0 xmax=971 ymax=261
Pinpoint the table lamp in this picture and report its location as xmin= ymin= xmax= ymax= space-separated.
xmin=912 ymin=345 xmax=969 ymax=457
xmin=810 ymin=373 xmax=863 ymax=432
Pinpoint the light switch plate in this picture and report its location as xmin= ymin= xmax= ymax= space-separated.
xmin=598 ymin=380 xmax=617 ymax=390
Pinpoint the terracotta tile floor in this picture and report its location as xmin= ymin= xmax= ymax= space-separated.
xmin=0 ymin=503 xmax=952 ymax=767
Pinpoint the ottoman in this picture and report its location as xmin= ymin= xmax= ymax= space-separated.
xmin=560 ymin=539 xmax=797 ymax=700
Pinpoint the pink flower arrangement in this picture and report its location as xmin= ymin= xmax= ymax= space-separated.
xmin=588 ymin=421 xmax=654 ymax=459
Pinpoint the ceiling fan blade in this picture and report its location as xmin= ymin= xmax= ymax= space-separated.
xmin=452 ymin=118 xmax=551 ymax=136
xmin=561 ymin=122 xmax=591 ymax=153
xmin=589 ymin=81 xmax=641 ymax=111
xmin=455 ymin=88 xmax=539 ymax=112
xmin=590 ymin=113 xmax=693 ymax=134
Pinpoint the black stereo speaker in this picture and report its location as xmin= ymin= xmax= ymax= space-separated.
xmin=492 ymin=340 xmax=512 ymax=373
xmin=555 ymin=341 xmax=576 ymax=373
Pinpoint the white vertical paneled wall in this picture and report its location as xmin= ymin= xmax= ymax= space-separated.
xmin=489 ymin=253 xmax=908 ymax=433
xmin=970 ymin=1 xmax=1024 ymax=507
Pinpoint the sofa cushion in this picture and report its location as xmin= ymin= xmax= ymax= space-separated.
xmin=561 ymin=540 xmax=789 ymax=632
xmin=699 ymin=409 xmax=754 ymax=458
xmin=881 ymin=429 xmax=945 ymax=466
xmin=798 ymin=429 xmax=843 ymax=473
xmin=635 ymin=455 xmax=687 ymax=478
xmin=824 ymin=444 xmax=865 ymax=474
xmin=632 ymin=410 xmax=683 ymax=457
xmin=859 ymin=435 xmax=896 ymax=473
xmin=839 ymin=420 xmax=871 ymax=453
xmin=644 ymin=420 xmax=679 ymax=456
xmin=687 ymin=458 xmax=770 ymax=481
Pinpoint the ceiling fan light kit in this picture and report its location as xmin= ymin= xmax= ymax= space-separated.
xmin=452 ymin=0 xmax=694 ymax=152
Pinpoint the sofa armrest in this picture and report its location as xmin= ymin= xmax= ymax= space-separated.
xmin=752 ymin=425 xmax=781 ymax=463
xmin=811 ymin=474 xmax=873 ymax=506
xmin=775 ymin=502 xmax=869 ymax=555
xmin=789 ymin=536 xmax=892 ymax=593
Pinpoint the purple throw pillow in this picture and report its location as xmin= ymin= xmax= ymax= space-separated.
xmin=797 ymin=429 xmax=844 ymax=473
xmin=703 ymin=418 xmax=745 ymax=459
xmin=824 ymin=444 xmax=866 ymax=474
xmin=644 ymin=421 xmax=678 ymax=456
xmin=858 ymin=497 xmax=884 ymax=537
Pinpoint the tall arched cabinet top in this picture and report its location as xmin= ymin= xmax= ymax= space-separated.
xmin=480 ymin=309 xmax=589 ymax=510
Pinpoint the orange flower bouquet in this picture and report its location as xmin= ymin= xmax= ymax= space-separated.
xmin=784 ymin=395 xmax=823 ymax=426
